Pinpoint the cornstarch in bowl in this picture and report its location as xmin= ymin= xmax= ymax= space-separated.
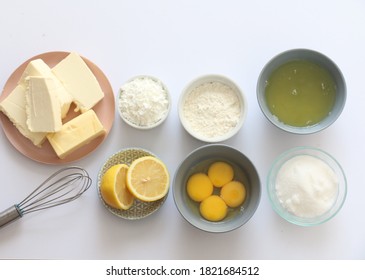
xmin=118 ymin=75 xmax=170 ymax=129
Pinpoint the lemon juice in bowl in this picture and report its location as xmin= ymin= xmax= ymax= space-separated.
xmin=265 ymin=60 xmax=337 ymax=127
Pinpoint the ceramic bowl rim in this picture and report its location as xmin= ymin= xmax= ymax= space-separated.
xmin=256 ymin=48 xmax=347 ymax=134
xmin=118 ymin=75 xmax=171 ymax=129
xmin=173 ymin=144 xmax=261 ymax=233
xmin=178 ymin=74 xmax=247 ymax=142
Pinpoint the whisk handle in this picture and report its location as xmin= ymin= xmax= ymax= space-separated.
xmin=0 ymin=205 xmax=22 ymax=229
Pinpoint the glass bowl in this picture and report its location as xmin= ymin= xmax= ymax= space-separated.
xmin=267 ymin=146 xmax=347 ymax=226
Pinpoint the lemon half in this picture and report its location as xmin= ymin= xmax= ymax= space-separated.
xmin=100 ymin=164 xmax=134 ymax=210
xmin=126 ymin=156 xmax=170 ymax=202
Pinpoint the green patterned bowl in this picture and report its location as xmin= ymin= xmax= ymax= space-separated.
xmin=97 ymin=148 xmax=169 ymax=220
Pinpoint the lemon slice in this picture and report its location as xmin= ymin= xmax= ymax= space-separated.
xmin=100 ymin=164 xmax=134 ymax=210
xmin=126 ymin=156 xmax=170 ymax=202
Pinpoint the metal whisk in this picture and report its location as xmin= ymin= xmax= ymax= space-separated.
xmin=0 ymin=166 xmax=92 ymax=229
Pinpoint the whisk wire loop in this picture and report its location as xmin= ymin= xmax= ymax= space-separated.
xmin=12 ymin=166 xmax=91 ymax=217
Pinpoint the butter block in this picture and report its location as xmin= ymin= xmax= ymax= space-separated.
xmin=47 ymin=109 xmax=106 ymax=159
xmin=52 ymin=52 xmax=104 ymax=112
xmin=19 ymin=59 xmax=72 ymax=118
xmin=19 ymin=59 xmax=54 ymax=88
xmin=0 ymin=85 xmax=47 ymax=146
xmin=25 ymin=76 xmax=62 ymax=133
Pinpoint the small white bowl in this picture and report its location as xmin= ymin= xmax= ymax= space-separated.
xmin=178 ymin=74 xmax=247 ymax=142
xmin=118 ymin=75 xmax=171 ymax=129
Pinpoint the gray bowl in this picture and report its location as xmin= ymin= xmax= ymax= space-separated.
xmin=257 ymin=49 xmax=346 ymax=134
xmin=173 ymin=144 xmax=261 ymax=233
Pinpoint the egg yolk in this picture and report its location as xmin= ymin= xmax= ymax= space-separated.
xmin=199 ymin=195 xmax=228 ymax=222
xmin=220 ymin=181 xmax=246 ymax=208
xmin=186 ymin=173 xmax=214 ymax=202
xmin=208 ymin=161 xmax=234 ymax=187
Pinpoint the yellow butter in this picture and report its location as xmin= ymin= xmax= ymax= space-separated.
xmin=19 ymin=59 xmax=72 ymax=118
xmin=47 ymin=109 xmax=105 ymax=159
xmin=25 ymin=76 xmax=63 ymax=133
xmin=0 ymin=85 xmax=47 ymax=146
xmin=52 ymin=52 xmax=104 ymax=112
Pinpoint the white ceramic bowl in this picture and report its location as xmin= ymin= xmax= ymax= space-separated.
xmin=118 ymin=75 xmax=171 ymax=129
xmin=178 ymin=74 xmax=247 ymax=142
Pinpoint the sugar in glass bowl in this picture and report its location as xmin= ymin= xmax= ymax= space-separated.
xmin=178 ymin=74 xmax=247 ymax=142
xmin=267 ymin=146 xmax=347 ymax=226
xmin=257 ymin=49 xmax=346 ymax=134
xmin=173 ymin=144 xmax=261 ymax=233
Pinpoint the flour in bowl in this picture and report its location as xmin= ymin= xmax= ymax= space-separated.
xmin=182 ymin=81 xmax=241 ymax=139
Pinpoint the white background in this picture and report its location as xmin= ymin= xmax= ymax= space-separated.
xmin=0 ymin=0 xmax=364 ymax=260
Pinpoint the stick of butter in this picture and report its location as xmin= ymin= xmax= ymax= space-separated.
xmin=47 ymin=109 xmax=106 ymax=159
xmin=19 ymin=59 xmax=72 ymax=118
xmin=52 ymin=52 xmax=104 ymax=112
xmin=25 ymin=76 xmax=63 ymax=133
xmin=0 ymin=85 xmax=47 ymax=147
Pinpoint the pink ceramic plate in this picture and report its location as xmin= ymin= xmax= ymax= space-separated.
xmin=0 ymin=51 xmax=115 ymax=164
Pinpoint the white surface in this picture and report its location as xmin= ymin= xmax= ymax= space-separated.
xmin=0 ymin=0 xmax=364 ymax=260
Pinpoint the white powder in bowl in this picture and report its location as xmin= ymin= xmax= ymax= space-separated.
xmin=119 ymin=76 xmax=169 ymax=127
xmin=275 ymin=155 xmax=339 ymax=218
xmin=182 ymin=81 xmax=241 ymax=139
